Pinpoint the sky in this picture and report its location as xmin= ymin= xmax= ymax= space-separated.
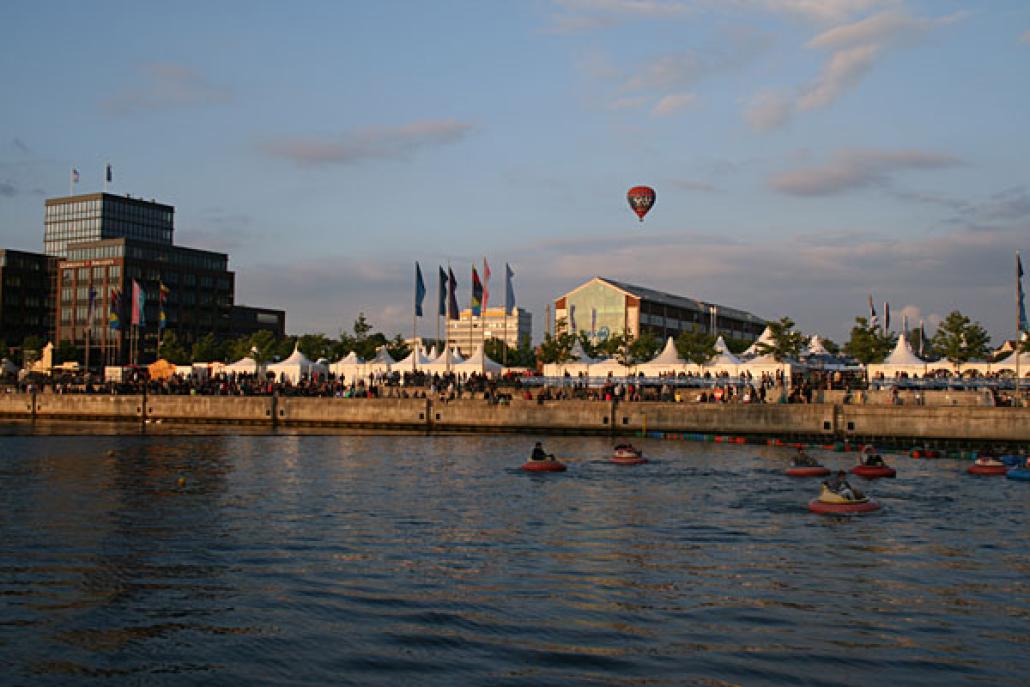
xmin=1 ymin=0 xmax=1029 ymax=345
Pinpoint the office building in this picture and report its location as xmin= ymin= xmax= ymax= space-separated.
xmin=446 ymin=307 xmax=532 ymax=356
xmin=554 ymin=277 xmax=766 ymax=343
xmin=0 ymin=249 xmax=54 ymax=350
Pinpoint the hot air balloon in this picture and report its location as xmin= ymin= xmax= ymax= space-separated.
xmin=627 ymin=186 xmax=655 ymax=222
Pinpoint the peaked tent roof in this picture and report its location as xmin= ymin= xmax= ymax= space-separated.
xmin=804 ymin=335 xmax=830 ymax=356
xmin=427 ymin=345 xmax=438 ymax=359
xmin=569 ymin=339 xmax=600 ymax=364
xmin=454 ymin=346 xmax=502 ymax=373
xmin=275 ymin=344 xmax=313 ymax=367
xmin=992 ymin=349 xmax=1030 ymax=370
xmin=394 ymin=346 xmax=434 ymax=369
xmin=742 ymin=326 xmax=775 ymax=358
xmin=369 ymin=346 xmax=396 ymax=366
xmin=429 ymin=347 xmax=465 ymax=366
xmin=226 ymin=356 xmax=262 ymax=373
xmin=883 ymin=333 xmax=924 ymax=366
xmin=710 ymin=336 xmax=741 ymax=365
xmin=335 ymin=351 xmax=365 ymax=366
xmin=641 ymin=337 xmax=686 ymax=367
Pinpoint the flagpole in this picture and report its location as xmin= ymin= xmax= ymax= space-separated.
xmin=1017 ymin=251 xmax=1022 ymax=405
xmin=412 ymin=268 xmax=418 ymax=375
xmin=503 ymin=306 xmax=508 ymax=367
xmin=445 ymin=261 xmax=452 ymax=375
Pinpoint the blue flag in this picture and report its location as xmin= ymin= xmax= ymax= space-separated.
xmin=504 ymin=263 xmax=515 ymax=314
xmin=438 ymin=266 xmax=447 ymax=317
xmin=1019 ymin=253 xmax=1027 ymax=333
xmin=415 ymin=263 xmax=426 ymax=317
xmin=447 ymin=268 xmax=459 ymax=320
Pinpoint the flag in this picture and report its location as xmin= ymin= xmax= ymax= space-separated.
xmin=414 ymin=263 xmax=426 ymax=317
xmin=482 ymin=258 xmax=491 ymax=310
xmin=868 ymin=295 xmax=878 ymax=328
xmin=884 ymin=302 xmax=890 ymax=331
xmin=570 ymin=304 xmax=577 ymax=333
xmin=109 ymin=287 xmax=121 ymax=330
xmin=106 ymin=163 xmax=112 ymax=183
xmin=1019 ymin=253 xmax=1027 ymax=334
xmin=159 ymin=282 xmax=170 ymax=331
xmin=504 ymin=263 xmax=515 ymax=313
xmin=72 ymin=168 xmax=79 ymax=184
xmin=591 ymin=308 xmax=597 ymax=334
xmin=87 ymin=286 xmax=97 ymax=321
xmin=131 ymin=280 xmax=145 ymax=327
xmin=471 ymin=266 xmax=483 ymax=316
xmin=919 ymin=319 xmax=925 ymax=357
xmin=438 ymin=267 xmax=447 ymax=317
xmin=447 ymin=268 xmax=458 ymax=320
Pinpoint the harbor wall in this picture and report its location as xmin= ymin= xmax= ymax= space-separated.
xmin=2 ymin=393 xmax=1028 ymax=443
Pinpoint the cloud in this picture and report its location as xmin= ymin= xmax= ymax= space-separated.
xmin=102 ymin=63 xmax=231 ymax=114
xmin=745 ymin=9 xmax=964 ymax=130
xmin=260 ymin=120 xmax=475 ymax=166
xmin=754 ymin=0 xmax=897 ymax=24
xmin=651 ymin=92 xmax=696 ymax=116
xmin=0 ymin=181 xmax=16 ymax=198
xmin=744 ymin=89 xmax=794 ymax=130
xmin=769 ymin=148 xmax=961 ymax=196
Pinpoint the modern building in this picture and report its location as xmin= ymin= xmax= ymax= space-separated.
xmin=0 ymin=191 xmax=286 ymax=367
xmin=446 ymin=307 xmax=532 ymax=356
xmin=0 ymin=249 xmax=55 ymax=351
xmin=554 ymin=277 xmax=766 ymax=343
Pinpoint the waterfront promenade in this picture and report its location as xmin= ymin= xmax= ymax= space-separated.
xmin=1 ymin=392 xmax=1028 ymax=444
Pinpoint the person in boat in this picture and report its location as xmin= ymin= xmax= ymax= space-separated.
xmin=824 ymin=470 xmax=863 ymax=501
xmin=530 ymin=442 xmax=554 ymax=462
xmin=860 ymin=445 xmax=886 ymax=467
xmin=792 ymin=448 xmax=819 ymax=467
xmin=974 ymin=449 xmax=1003 ymax=466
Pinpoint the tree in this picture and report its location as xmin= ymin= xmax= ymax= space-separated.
xmin=675 ymin=329 xmax=718 ymax=366
xmin=353 ymin=313 xmax=373 ymax=341
xmin=722 ymin=336 xmax=751 ymax=355
xmin=484 ymin=337 xmax=513 ymax=364
xmin=298 ymin=333 xmax=332 ymax=361
xmin=56 ymin=340 xmax=80 ymax=364
xmin=755 ymin=316 xmax=806 ymax=362
xmin=576 ymin=331 xmax=600 ymax=359
xmin=844 ymin=317 xmax=895 ymax=364
xmin=385 ymin=334 xmax=410 ymax=361
xmin=191 ymin=333 xmax=224 ymax=362
xmin=627 ymin=330 xmax=661 ymax=366
xmin=538 ymin=319 xmax=578 ymax=364
xmin=20 ymin=335 xmax=44 ymax=367
xmin=159 ymin=330 xmax=190 ymax=364
xmin=931 ymin=310 xmax=991 ymax=369
xmin=820 ymin=338 xmax=840 ymax=355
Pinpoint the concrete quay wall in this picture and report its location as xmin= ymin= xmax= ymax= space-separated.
xmin=1 ymin=393 xmax=1029 ymax=442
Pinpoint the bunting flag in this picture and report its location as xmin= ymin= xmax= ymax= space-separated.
xmin=438 ymin=266 xmax=447 ymax=317
xmin=159 ymin=282 xmax=170 ymax=331
xmin=131 ymin=280 xmax=145 ymax=327
xmin=109 ymin=287 xmax=122 ymax=330
xmin=415 ymin=262 xmax=426 ymax=317
xmin=106 ymin=163 xmax=113 ymax=183
xmin=482 ymin=258 xmax=491 ymax=310
xmin=1019 ymin=253 xmax=1027 ymax=334
xmin=884 ymin=302 xmax=890 ymax=331
xmin=471 ymin=266 xmax=483 ymax=316
xmin=868 ymin=295 xmax=878 ymax=328
xmin=570 ymin=304 xmax=577 ymax=333
xmin=504 ymin=263 xmax=515 ymax=313
xmin=447 ymin=267 xmax=459 ymax=320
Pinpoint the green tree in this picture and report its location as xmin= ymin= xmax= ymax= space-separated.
xmin=227 ymin=330 xmax=277 ymax=363
xmin=20 ymin=335 xmax=44 ymax=367
xmin=676 ymin=329 xmax=718 ymax=366
xmin=298 ymin=333 xmax=332 ymax=361
xmin=191 ymin=333 xmax=225 ymax=362
xmin=931 ymin=310 xmax=991 ymax=369
xmin=353 ymin=312 xmax=373 ymax=341
xmin=538 ymin=319 xmax=578 ymax=364
xmin=159 ymin=330 xmax=190 ymax=364
xmin=722 ymin=336 xmax=751 ymax=355
xmin=755 ymin=316 xmax=806 ymax=362
xmin=576 ymin=332 xmax=600 ymax=359
xmin=56 ymin=340 xmax=80 ymax=364
xmin=484 ymin=337 xmax=513 ymax=364
xmin=626 ymin=330 xmax=661 ymax=366
xmin=820 ymin=338 xmax=840 ymax=355
xmin=844 ymin=317 xmax=896 ymax=364
xmin=385 ymin=334 xmax=410 ymax=361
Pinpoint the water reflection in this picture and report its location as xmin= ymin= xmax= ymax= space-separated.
xmin=1 ymin=430 xmax=1028 ymax=685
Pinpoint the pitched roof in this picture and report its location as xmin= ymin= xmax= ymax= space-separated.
xmin=597 ymin=277 xmax=766 ymax=325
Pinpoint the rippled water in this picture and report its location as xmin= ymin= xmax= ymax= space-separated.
xmin=1 ymin=427 xmax=1027 ymax=686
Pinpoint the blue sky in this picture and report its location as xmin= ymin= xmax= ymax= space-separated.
xmin=1 ymin=0 xmax=1028 ymax=344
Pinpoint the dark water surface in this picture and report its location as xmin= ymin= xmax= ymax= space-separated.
xmin=1 ymin=428 xmax=1027 ymax=686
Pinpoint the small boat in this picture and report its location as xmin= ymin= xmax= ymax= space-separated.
xmin=1006 ymin=467 xmax=1030 ymax=481
xmin=808 ymin=485 xmax=881 ymax=514
xmin=611 ymin=444 xmax=647 ymax=465
xmin=786 ymin=464 xmax=830 ymax=477
xmin=967 ymin=458 xmax=1008 ymax=476
xmin=521 ymin=459 xmax=567 ymax=473
xmin=851 ymin=464 xmax=896 ymax=479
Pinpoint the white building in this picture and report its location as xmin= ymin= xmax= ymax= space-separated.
xmin=446 ymin=307 xmax=531 ymax=356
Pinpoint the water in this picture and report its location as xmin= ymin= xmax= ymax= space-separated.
xmin=1 ymin=428 xmax=1027 ymax=686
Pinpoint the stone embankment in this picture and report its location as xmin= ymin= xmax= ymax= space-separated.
xmin=1 ymin=392 xmax=1028 ymax=444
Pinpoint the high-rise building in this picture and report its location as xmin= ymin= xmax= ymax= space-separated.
xmin=44 ymin=193 xmax=174 ymax=257
xmin=553 ymin=277 xmax=766 ymax=343
xmin=0 ymin=249 xmax=55 ymax=351
xmin=446 ymin=307 xmax=532 ymax=356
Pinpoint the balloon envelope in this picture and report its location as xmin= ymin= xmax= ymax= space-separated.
xmin=627 ymin=186 xmax=656 ymax=221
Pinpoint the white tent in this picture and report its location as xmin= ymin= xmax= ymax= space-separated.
xmin=267 ymin=345 xmax=328 ymax=383
xmin=453 ymin=346 xmax=503 ymax=376
xmin=427 ymin=345 xmax=438 ymax=359
xmin=709 ymin=335 xmax=741 ymax=366
xmin=330 ymin=351 xmax=366 ymax=383
xmin=588 ymin=356 xmax=631 ymax=378
xmin=225 ymin=356 xmax=263 ymax=375
xmin=637 ymin=337 xmax=687 ymax=376
xmin=422 ymin=347 xmax=465 ymax=374
xmin=804 ymin=335 xmax=830 ymax=357
xmin=867 ymin=333 xmax=927 ymax=377
xmin=365 ymin=346 xmax=396 ymax=377
xmin=739 ymin=352 xmax=792 ymax=378
xmin=741 ymin=326 xmax=775 ymax=359
xmin=543 ymin=339 xmax=600 ymax=377
xmin=992 ymin=349 xmax=1030 ymax=374
xmin=394 ymin=345 xmax=434 ymax=372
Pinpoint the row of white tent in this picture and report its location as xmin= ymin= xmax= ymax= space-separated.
xmin=867 ymin=332 xmax=1030 ymax=376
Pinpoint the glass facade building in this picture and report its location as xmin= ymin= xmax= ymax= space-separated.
xmin=44 ymin=193 xmax=173 ymax=257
